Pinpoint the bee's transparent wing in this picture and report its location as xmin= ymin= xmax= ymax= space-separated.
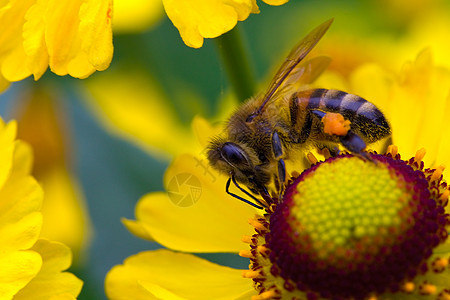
xmin=274 ymin=55 xmax=331 ymax=99
xmin=254 ymin=19 xmax=333 ymax=116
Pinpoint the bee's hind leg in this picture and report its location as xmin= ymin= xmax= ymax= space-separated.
xmin=311 ymin=110 xmax=372 ymax=161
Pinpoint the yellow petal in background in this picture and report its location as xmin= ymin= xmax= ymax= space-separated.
xmin=15 ymin=86 xmax=92 ymax=262
xmin=13 ymin=239 xmax=83 ymax=300
xmin=162 ymin=0 xmax=257 ymax=48
xmin=106 ymin=249 xmax=252 ymax=300
xmin=348 ymin=49 xmax=450 ymax=168
xmin=83 ymin=69 xmax=196 ymax=158
xmin=113 ymin=0 xmax=164 ymax=33
xmin=38 ymin=167 xmax=92 ymax=262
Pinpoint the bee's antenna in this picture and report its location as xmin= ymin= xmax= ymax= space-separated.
xmin=225 ymin=176 xmax=266 ymax=209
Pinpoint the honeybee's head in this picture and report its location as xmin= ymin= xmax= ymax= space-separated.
xmin=207 ymin=139 xmax=270 ymax=194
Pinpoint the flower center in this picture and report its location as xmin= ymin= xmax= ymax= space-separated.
xmin=242 ymin=151 xmax=450 ymax=300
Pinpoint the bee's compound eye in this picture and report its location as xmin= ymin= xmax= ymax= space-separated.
xmin=220 ymin=142 xmax=249 ymax=167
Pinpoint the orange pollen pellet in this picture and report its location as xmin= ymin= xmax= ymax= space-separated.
xmin=322 ymin=112 xmax=351 ymax=136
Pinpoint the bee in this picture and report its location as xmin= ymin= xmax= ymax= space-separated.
xmin=207 ymin=19 xmax=391 ymax=209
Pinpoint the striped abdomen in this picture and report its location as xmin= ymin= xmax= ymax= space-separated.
xmin=293 ymin=88 xmax=391 ymax=143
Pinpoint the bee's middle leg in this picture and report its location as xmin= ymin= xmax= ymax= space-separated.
xmin=272 ymin=131 xmax=286 ymax=193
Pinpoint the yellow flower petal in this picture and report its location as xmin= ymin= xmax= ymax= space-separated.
xmin=0 ymin=250 xmax=42 ymax=299
xmin=348 ymin=64 xmax=394 ymax=114
xmin=0 ymin=212 xmax=42 ymax=253
xmin=0 ymin=116 xmax=82 ymax=299
xmin=350 ymin=49 xmax=450 ymax=166
xmin=106 ymin=249 xmax=252 ymax=300
xmin=1 ymin=43 xmax=31 ymax=82
xmin=1 ymin=0 xmax=113 ymax=82
xmin=0 ymin=0 xmax=36 ymax=82
xmin=162 ymin=0 xmax=258 ymax=48
xmin=191 ymin=115 xmax=222 ymax=149
xmin=0 ymin=73 xmax=10 ymax=93
xmin=0 ymin=139 xmax=43 ymax=253
xmin=122 ymin=218 xmax=155 ymax=242
xmin=78 ymin=0 xmax=113 ymax=72
xmin=128 ymin=153 xmax=256 ymax=253
xmin=44 ymin=0 xmax=84 ymax=76
xmin=13 ymin=239 xmax=83 ymax=300
xmin=23 ymin=0 xmax=49 ymax=80
xmin=0 ymin=121 xmax=46 ymax=298
xmin=113 ymin=0 xmax=164 ymax=33
xmin=38 ymin=168 xmax=92 ymax=260
xmin=10 ymin=140 xmax=34 ymax=178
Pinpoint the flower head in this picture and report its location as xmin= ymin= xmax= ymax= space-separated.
xmin=245 ymin=150 xmax=449 ymax=299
